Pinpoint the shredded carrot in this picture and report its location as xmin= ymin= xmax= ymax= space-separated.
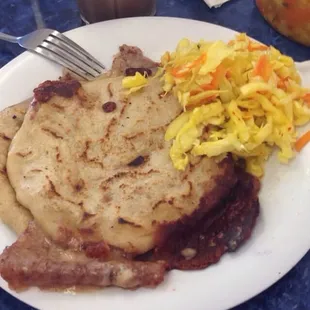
xmin=253 ymin=55 xmax=272 ymax=82
xmin=191 ymin=83 xmax=213 ymax=95
xmin=210 ymin=64 xmax=227 ymax=88
xmin=190 ymin=89 xmax=201 ymax=96
xmin=248 ymin=41 xmax=269 ymax=52
xmin=190 ymin=64 xmax=227 ymax=95
xmin=190 ymin=84 xmax=214 ymax=95
xmin=303 ymin=93 xmax=310 ymax=107
xmin=187 ymin=95 xmax=217 ymax=109
xmin=171 ymin=53 xmax=206 ymax=78
xmin=171 ymin=66 xmax=190 ymax=78
xmin=200 ymin=84 xmax=215 ymax=91
xmin=186 ymin=53 xmax=206 ymax=69
xmin=295 ymin=130 xmax=310 ymax=152
xmin=277 ymin=77 xmax=288 ymax=90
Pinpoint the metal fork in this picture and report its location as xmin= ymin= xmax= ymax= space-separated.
xmin=0 ymin=29 xmax=105 ymax=80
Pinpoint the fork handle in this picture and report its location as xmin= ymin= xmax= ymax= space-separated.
xmin=0 ymin=32 xmax=18 ymax=43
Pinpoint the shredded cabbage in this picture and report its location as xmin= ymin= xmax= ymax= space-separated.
xmin=160 ymin=33 xmax=310 ymax=177
xmin=122 ymin=72 xmax=148 ymax=95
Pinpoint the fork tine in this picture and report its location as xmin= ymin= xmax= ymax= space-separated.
xmin=40 ymin=41 xmax=98 ymax=78
xmin=51 ymin=30 xmax=106 ymax=71
xmin=45 ymin=36 xmax=104 ymax=74
xmin=34 ymin=46 xmax=92 ymax=80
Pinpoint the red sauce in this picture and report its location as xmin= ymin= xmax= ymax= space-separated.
xmin=33 ymin=80 xmax=81 ymax=103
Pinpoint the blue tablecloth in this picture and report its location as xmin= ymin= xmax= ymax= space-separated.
xmin=0 ymin=0 xmax=309 ymax=309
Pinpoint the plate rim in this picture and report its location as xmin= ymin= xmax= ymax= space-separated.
xmin=0 ymin=16 xmax=309 ymax=310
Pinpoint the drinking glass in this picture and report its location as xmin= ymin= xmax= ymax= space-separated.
xmin=77 ymin=0 xmax=156 ymax=24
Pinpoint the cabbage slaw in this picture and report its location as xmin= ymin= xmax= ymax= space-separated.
xmin=159 ymin=34 xmax=310 ymax=177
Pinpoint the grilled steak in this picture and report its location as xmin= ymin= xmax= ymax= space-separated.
xmin=110 ymin=44 xmax=159 ymax=77
xmin=0 ymin=222 xmax=166 ymax=291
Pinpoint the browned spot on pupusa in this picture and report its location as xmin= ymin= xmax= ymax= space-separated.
xmin=46 ymin=176 xmax=78 ymax=206
xmin=133 ymin=186 xmax=144 ymax=195
xmin=107 ymin=83 xmax=113 ymax=97
xmin=152 ymin=200 xmax=166 ymax=211
xmin=41 ymin=128 xmax=63 ymax=139
xmin=181 ymin=181 xmax=193 ymax=198
xmin=82 ymin=212 xmax=96 ymax=222
xmin=80 ymin=141 xmax=104 ymax=168
xmin=102 ymin=118 xmax=117 ymax=141
xmin=30 ymin=169 xmax=42 ymax=173
xmin=119 ymin=100 xmax=129 ymax=119
xmin=158 ymin=91 xmax=166 ymax=99
xmin=150 ymin=124 xmax=170 ymax=134
xmin=102 ymin=194 xmax=112 ymax=203
xmin=100 ymin=182 xmax=109 ymax=192
xmin=0 ymin=167 xmax=7 ymax=176
xmin=124 ymin=131 xmax=144 ymax=140
xmin=51 ymin=103 xmax=65 ymax=111
xmin=0 ymin=133 xmax=11 ymax=141
xmin=75 ymin=179 xmax=85 ymax=192
xmin=56 ymin=147 xmax=62 ymax=163
xmin=118 ymin=217 xmax=142 ymax=228
xmin=46 ymin=177 xmax=61 ymax=198
xmin=16 ymin=151 xmax=32 ymax=158
xmin=88 ymin=158 xmax=104 ymax=169
xmin=103 ymin=169 xmax=160 ymax=187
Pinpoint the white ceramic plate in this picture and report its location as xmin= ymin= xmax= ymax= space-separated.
xmin=0 ymin=17 xmax=309 ymax=310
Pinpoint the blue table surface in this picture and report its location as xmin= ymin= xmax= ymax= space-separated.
xmin=0 ymin=0 xmax=309 ymax=309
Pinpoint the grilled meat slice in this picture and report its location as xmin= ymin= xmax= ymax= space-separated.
xmin=0 ymin=222 xmax=166 ymax=291
xmin=110 ymin=44 xmax=159 ymax=77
